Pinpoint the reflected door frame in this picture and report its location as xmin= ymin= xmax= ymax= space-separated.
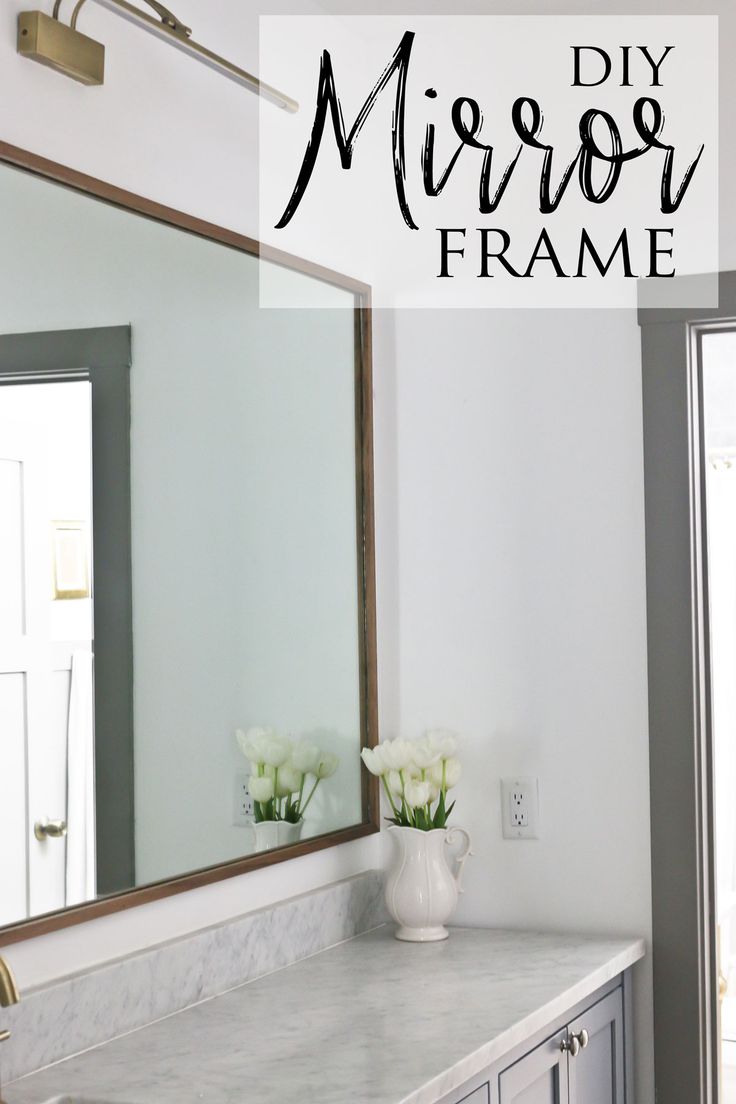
xmin=0 ymin=326 xmax=135 ymax=902
xmin=640 ymin=274 xmax=736 ymax=1104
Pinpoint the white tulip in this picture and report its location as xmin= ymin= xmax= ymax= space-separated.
xmin=361 ymin=746 xmax=386 ymax=776
xmin=386 ymin=766 xmax=422 ymax=797
xmin=277 ymin=763 xmax=303 ymax=796
xmin=444 ymin=757 xmax=462 ymax=788
xmin=404 ymin=778 xmax=432 ymax=809
xmin=380 ymin=739 xmax=414 ymax=772
xmin=386 ymin=769 xmax=404 ymax=796
xmin=426 ymin=729 xmax=458 ymax=759
xmin=429 ymin=756 xmax=462 ymax=789
xmin=236 ymin=726 xmax=275 ymax=764
xmin=292 ymin=741 xmax=321 ymax=774
xmin=248 ymin=774 xmax=275 ymax=803
xmin=410 ymin=738 xmax=441 ymax=770
xmin=315 ymin=751 xmax=339 ymax=779
xmin=260 ymin=732 xmax=293 ymax=768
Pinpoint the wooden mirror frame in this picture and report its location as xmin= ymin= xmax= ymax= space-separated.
xmin=0 ymin=140 xmax=379 ymax=947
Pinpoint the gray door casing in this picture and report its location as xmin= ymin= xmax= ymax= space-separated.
xmin=0 ymin=325 xmax=134 ymax=898
xmin=639 ymin=272 xmax=736 ymax=1104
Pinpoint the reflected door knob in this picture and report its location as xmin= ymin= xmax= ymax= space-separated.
xmin=561 ymin=1029 xmax=589 ymax=1057
xmin=34 ymin=819 xmax=67 ymax=841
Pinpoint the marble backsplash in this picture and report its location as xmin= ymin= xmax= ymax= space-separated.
xmin=2 ymin=870 xmax=387 ymax=1083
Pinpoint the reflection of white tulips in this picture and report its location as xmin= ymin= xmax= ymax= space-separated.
xmin=269 ymin=762 xmax=303 ymax=797
xmin=236 ymin=727 xmax=341 ymax=826
xmin=248 ymin=775 xmax=275 ymax=803
xmin=261 ymin=733 xmax=292 ymax=768
xmin=237 ymin=727 xmax=275 ymax=763
xmin=315 ymin=752 xmax=339 ymax=779
xmin=292 ymin=741 xmax=321 ymax=774
xmin=360 ymin=731 xmax=461 ymax=831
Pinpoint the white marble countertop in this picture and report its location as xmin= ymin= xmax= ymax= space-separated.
xmin=5 ymin=926 xmax=645 ymax=1104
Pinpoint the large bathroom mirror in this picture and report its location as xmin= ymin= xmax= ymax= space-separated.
xmin=0 ymin=142 xmax=378 ymax=944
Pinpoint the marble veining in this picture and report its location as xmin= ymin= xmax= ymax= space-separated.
xmin=5 ymin=926 xmax=645 ymax=1104
xmin=1 ymin=870 xmax=387 ymax=1084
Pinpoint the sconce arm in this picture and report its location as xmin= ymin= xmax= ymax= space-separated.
xmin=53 ymin=0 xmax=192 ymax=38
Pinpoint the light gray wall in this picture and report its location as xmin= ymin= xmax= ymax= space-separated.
xmin=385 ymin=306 xmax=653 ymax=1102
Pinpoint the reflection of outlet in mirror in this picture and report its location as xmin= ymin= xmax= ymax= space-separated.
xmin=233 ymin=771 xmax=255 ymax=826
xmin=501 ymin=777 xmax=540 ymax=840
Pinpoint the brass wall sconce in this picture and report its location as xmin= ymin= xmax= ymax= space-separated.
xmin=17 ymin=0 xmax=298 ymax=110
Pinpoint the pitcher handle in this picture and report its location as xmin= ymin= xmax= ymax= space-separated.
xmin=444 ymin=826 xmax=473 ymax=893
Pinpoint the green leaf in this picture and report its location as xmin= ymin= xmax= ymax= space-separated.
xmin=433 ymin=789 xmax=447 ymax=828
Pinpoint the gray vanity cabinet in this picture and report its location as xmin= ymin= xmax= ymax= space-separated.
xmin=498 ymin=1029 xmax=569 ymax=1103
xmin=441 ymin=978 xmax=630 ymax=1104
xmin=497 ymin=989 xmax=624 ymax=1104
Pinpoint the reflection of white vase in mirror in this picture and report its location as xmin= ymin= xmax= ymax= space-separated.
xmin=236 ymin=727 xmax=339 ymax=851
xmin=252 ymin=818 xmax=304 ymax=853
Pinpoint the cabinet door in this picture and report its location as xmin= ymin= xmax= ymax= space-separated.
xmin=567 ymin=988 xmax=625 ymax=1104
xmin=499 ymin=1029 xmax=570 ymax=1104
xmin=455 ymin=1084 xmax=489 ymax=1104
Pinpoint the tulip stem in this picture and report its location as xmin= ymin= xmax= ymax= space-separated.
xmin=398 ymin=770 xmax=414 ymax=827
xmin=381 ymin=775 xmax=400 ymax=818
xmin=299 ymin=777 xmax=321 ymax=817
xmin=296 ymin=775 xmax=306 ymax=817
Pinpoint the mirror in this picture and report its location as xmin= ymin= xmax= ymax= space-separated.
xmin=0 ymin=144 xmax=378 ymax=942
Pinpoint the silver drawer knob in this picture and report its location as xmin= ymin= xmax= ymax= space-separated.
xmin=34 ymin=819 xmax=68 ymax=841
xmin=561 ymin=1029 xmax=589 ymax=1057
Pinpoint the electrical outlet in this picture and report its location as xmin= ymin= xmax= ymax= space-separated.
xmin=232 ymin=771 xmax=254 ymax=826
xmin=501 ymin=777 xmax=539 ymax=840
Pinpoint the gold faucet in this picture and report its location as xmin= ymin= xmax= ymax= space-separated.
xmin=0 ymin=955 xmax=19 ymax=1103
xmin=0 ymin=957 xmax=19 ymax=1013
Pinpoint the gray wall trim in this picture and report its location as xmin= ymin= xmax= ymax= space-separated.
xmin=0 ymin=325 xmax=135 ymax=896
xmin=639 ymin=287 xmax=736 ymax=1103
xmin=0 ymin=325 xmax=132 ymax=375
xmin=638 ymin=271 xmax=736 ymax=326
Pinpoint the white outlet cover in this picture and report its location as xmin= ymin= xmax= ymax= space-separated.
xmin=232 ymin=771 xmax=255 ymax=826
xmin=501 ymin=777 xmax=540 ymax=840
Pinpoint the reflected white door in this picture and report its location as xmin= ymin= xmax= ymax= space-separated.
xmin=0 ymin=420 xmax=67 ymax=924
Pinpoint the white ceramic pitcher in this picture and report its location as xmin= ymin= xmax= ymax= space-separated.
xmin=385 ymin=824 xmax=473 ymax=942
